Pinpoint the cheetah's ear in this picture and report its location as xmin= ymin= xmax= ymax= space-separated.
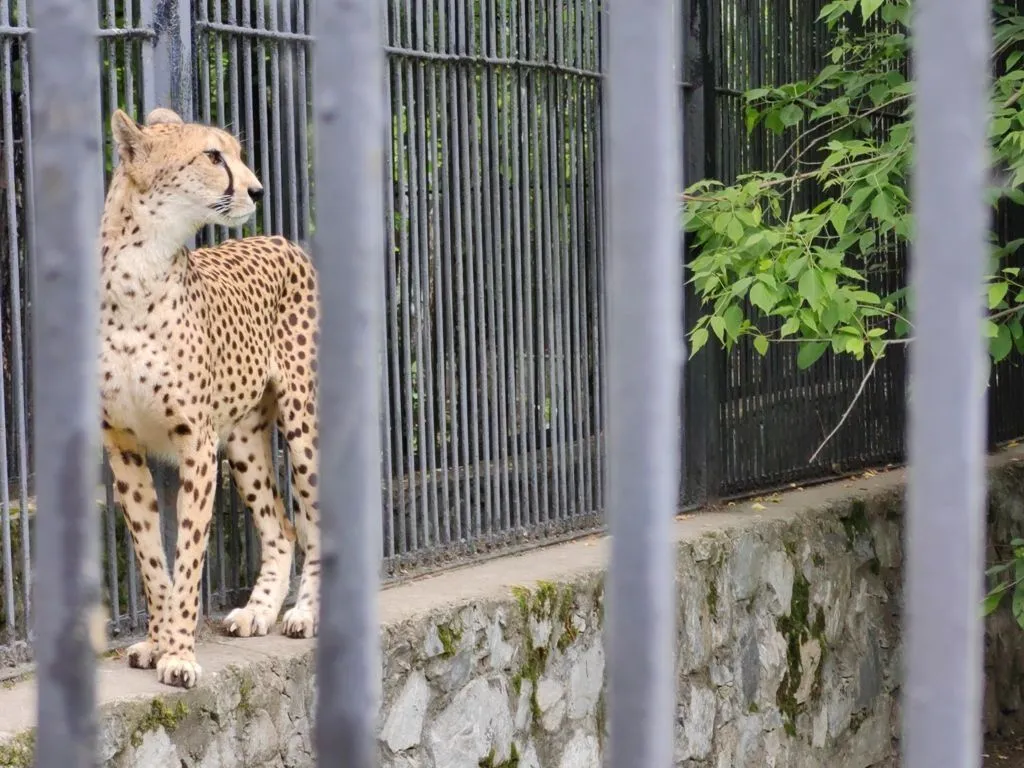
xmin=110 ymin=109 xmax=147 ymax=164
xmin=145 ymin=107 xmax=183 ymax=127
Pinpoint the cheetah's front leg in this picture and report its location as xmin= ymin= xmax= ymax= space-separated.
xmin=156 ymin=431 xmax=218 ymax=689
xmin=104 ymin=428 xmax=171 ymax=670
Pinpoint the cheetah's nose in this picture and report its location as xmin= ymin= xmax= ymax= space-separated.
xmin=248 ymin=186 xmax=264 ymax=202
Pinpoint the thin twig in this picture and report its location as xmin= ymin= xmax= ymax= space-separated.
xmin=808 ymin=350 xmax=883 ymax=464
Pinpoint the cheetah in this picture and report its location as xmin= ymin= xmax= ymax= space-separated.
xmin=99 ymin=106 xmax=321 ymax=689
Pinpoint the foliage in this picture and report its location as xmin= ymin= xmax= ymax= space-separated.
xmin=984 ymin=538 xmax=1024 ymax=626
xmin=680 ymin=0 xmax=1024 ymax=623
xmin=682 ymin=0 xmax=1024 ymax=371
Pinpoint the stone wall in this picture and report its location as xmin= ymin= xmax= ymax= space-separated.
xmin=13 ymin=448 xmax=1024 ymax=766
xmin=985 ymin=457 xmax=1024 ymax=741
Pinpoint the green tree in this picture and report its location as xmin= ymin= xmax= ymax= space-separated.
xmin=680 ymin=0 xmax=1024 ymax=621
xmin=685 ymin=0 xmax=1024 ymax=369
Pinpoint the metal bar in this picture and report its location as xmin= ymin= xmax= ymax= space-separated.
xmin=604 ymin=0 xmax=680 ymax=765
xmin=396 ymin=48 xmax=418 ymax=552
xmin=411 ymin=4 xmax=440 ymax=549
xmin=311 ymin=0 xmax=385 ymax=761
xmin=194 ymin=19 xmax=313 ymax=43
xmin=380 ymin=33 xmax=399 ymax=561
xmin=427 ymin=11 xmax=451 ymax=546
xmin=903 ymin=0 xmax=990 ymax=765
xmin=0 ymin=32 xmax=18 ymax=641
xmin=9 ymin=24 xmax=34 ymax=636
xmin=453 ymin=5 xmax=473 ymax=540
xmin=267 ymin=0 xmax=285 ymax=241
xmin=437 ymin=11 xmax=461 ymax=544
xmin=152 ymin=0 xmax=192 ymax=116
xmin=30 ymin=0 xmax=103 ymax=762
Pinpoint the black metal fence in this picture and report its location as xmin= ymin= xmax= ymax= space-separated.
xmin=2 ymin=0 xmax=1024 ymax=665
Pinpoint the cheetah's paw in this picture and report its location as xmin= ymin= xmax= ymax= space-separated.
xmin=281 ymin=606 xmax=318 ymax=638
xmin=223 ymin=606 xmax=274 ymax=638
xmin=156 ymin=653 xmax=203 ymax=689
xmin=126 ymin=640 xmax=162 ymax=670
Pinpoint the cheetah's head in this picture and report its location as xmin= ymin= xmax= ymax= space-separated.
xmin=110 ymin=107 xmax=264 ymax=230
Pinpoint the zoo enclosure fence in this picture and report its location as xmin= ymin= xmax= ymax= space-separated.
xmin=0 ymin=0 xmax=1021 ymax=666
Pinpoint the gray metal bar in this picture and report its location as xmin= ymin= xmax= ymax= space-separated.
xmin=3 ymin=25 xmax=33 ymax=638
xmin=0 ymin=32 xmax=18 ymax=640
xmin=30 ymin=0 xmax=103 ymax=762
xmin=380 ymin=44 xmax=398 ymax=561
xmin=604 ymin=0 xmax=680 ymax=764
xmin=427 ymin=23 xmax=452 ymax=546
xmin=152 ymin=0 xmax=192 ymax=117
xmin=311 ymin=0 xmax=385 ymax=762
xmin=903 ymin=0 xmax=990 ymax=765
xmin=194 ymin=19 xmax=313 ymax=43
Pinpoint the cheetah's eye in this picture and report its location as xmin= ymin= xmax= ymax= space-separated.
xmin=204 ymin=150 xmax=224 ymax=165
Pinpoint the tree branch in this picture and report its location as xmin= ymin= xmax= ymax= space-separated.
xmin=808 ymin=350 xmax=883 ymax=465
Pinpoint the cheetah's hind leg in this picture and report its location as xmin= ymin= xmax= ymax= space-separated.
xmin=276 ymin=390 xmax=320 ymax=639
xmin=222 ymin=395 xmax=296 ymax=638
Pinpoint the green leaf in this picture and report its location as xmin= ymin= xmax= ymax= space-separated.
xmin=723 ymin=305 xmax=744 ymax=341
xmin=845 ymin=336 xmax=866 ymax=358
xmin=990 ymin=281 xmax=1010 ymax=309
xmin=1013 ymin=579 xmax=1024 ymax=629
xmin=726 ymin=216 xmax=745 ymax=243
xmin=830 ymin=202 xmax=850 ymax=235
xmin=992 ymin=323 xmax=1014 ymax=363
xmin=690 ymin=327 xmax=709 ymax=356
xmin=710 ymin=315 xmax=726 ymax=343
xmin=988 ymin=562 xmax=1015 ymax=577
xmin=749 ymin=282 xmax=778 ymax=313
xmin=745 ymin=106 xmax=761 ymax=134
xmin=797 ymin=341 xmax=829 ymax=370
xmin=779 ymin=103 xmax=803 ymax=127
xmin=860 ymin=0 xmax=884 ymax=21
xmin=984 ymin=589 xmax=1006 ymax=616
xmin=798 ymin=269 xmax=824 ymax=308
xmin=870 ymin=190 xmax=894 ymax=223
xmin=780 ymin=316 xmax=801 ymax=338
xmin=753 ymin=335 xmax=769 ymax=356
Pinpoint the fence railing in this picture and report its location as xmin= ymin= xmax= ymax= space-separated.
xmin=26 ymin=0 xmax=996 ymax=763
xmin=1 ymin=0 xmax=1021 ymax=697
xmin=0 ymin=0 xmax=612 ymax=661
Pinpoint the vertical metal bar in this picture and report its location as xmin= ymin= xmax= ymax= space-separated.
xmin=903 ymin=0 xmax=989 ymax=765
xmin=427 ymin=6 xmax=451 ymax=546
xmin=396 ymin=52 xmax=418 ymax=552
xmin=529 ymin=52 xmax=550 ymax=526
xmin=385 ymin=55 xmax=409 ymax=555
xmin=30 ymin=0 xmax=103 ymax=762
xmin=437 ymin=5 xmax=462 ymax=544
xmin=481 ymin=0 xmax=504 ymax=537
xmin=520 ymin=20 xmax=540 ymax=528
xmin=255 ymin=0 xmax=273 ymax=235
xmin=102 ymin=461 xmax=120 ymax=633
xmin=7 ymin=5 xmax=34 ymax=639
xmin=311 ymin=0 xmax=385 ymax=760
xmin=454 ymin=6 xmax=473 ymax=540
xmin=152 ymin=0 xmax=193 ymax=118
xmin=267 ymin=0 xmax=285 ymax=237
xmin=605 ymin=0 xmax=680 ymax=764
xmin=380 ymin=36 xmax=398 ymax=562
xmin=511 ymin=0 xmax=529 ymax=529
xmin=592 ymin=7 xmax=607 ymax=517
xmin=295 ymin=0 xmax=312 ymax=242
xmin=0 ymin=23 xmax=16 ymax=641
xmin=280 ymin=0 xmax=300 ymax=241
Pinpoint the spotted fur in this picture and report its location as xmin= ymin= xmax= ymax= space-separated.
xmin=99 ymin=107 xmax=320 ymax=689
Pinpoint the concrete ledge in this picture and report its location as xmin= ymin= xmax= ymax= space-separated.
xmin=7 ymin=448 xmax=1024 ymax=766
